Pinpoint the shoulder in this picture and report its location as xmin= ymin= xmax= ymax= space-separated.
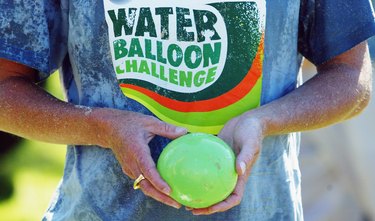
xmin=0 ymin=0 xmax=67 ymax=78
xmin=298 ymin=0 xmax=375 ymax=65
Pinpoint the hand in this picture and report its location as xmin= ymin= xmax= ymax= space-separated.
xmin=190 ymin=113 xmax=264 ymax=215
xmin=93 ymin=108 xmax=187 ymax=209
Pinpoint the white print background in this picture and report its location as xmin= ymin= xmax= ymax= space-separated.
xmin=104 ymin=0 xmax=266 ymax=93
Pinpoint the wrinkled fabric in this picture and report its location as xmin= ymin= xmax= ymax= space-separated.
xmin=1 ymin=0 xmax=375 ymax=220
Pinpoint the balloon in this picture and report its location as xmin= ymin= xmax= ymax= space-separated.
xmin=157 ymin=133 xmax=238 ymax=208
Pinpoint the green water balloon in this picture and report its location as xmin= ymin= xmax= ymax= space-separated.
xmin=157 ymin=133 xmax=238 ymax=208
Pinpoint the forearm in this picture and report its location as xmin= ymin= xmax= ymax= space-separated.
xmin=0 ymin=76 xmax=104 ymax=146
xmin=247 ymin=44 xmax=372 ymax=137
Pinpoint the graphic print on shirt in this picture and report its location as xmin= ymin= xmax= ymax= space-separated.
xmin=104 ymin=0 xmax=266 ymax=134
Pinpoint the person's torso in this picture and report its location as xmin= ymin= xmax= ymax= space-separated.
xmin=45 ymin=1 xmax=303 ymax=220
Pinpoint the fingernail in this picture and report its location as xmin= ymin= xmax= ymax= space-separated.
xmin=240 ymin=162 xmax=246 ymax=175
xmin=162 ymin=187 xmax=171 ymax=195
xmin=175 ymin=127 xmax=187 ymax=134
xmin=173 ymin=204 xmax=181 ymax=209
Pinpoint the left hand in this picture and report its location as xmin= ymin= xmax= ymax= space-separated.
xmin=190 ymin=113 xmax=264 ymax=215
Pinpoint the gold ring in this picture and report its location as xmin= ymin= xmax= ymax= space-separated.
xmin=133 ymin=174 xmax=145 ymax=190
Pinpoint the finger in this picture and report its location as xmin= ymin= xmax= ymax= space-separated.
xmin=192 ymin=174 xmax=247 ymax=215
xmin=139 ymin=179 xmax=181 ymax=209
xmin=148 ymin=118 xmax=187 ymax=139
xmin=185 ymin=206 xmax=193 ymax=211
xmin=208 ymin=175 xmax=247 ymax=212
xmin=235 ymin=145 xmax=260 ymax=176
xmin=122 ymin=165 xmax=136 ymax=179
xmin=136 ymin=148 xmax=172 ymax=195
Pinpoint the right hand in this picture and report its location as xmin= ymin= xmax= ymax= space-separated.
xmin=92 ymin=108 xmax=187 ymax=209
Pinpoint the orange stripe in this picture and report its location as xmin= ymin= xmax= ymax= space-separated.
xmin=120 ymin=37 xmax=263 ymax=112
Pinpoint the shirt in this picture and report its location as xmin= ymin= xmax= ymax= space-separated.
xmin=1 ymin=0 xmax=375 ymax=220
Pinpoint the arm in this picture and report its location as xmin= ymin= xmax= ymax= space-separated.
xmin=258 ymin=42 xmax=371 ymax=134
xmin=0 ymin=58 xmax=187 ymax=209
xmin=192 ymin=41 xmax=372 ymax=215
xmin=0 ymin=60 xmax=102 ymax=145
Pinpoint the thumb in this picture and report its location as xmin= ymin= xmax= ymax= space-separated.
xmin=235 ymin=146 xmax=259 ymax=176
xmin=151 ymin=120 xmax=187 ymax=139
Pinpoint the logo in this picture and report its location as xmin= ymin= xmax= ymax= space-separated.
xmin=104 ymin=0 xmax=266 ymax=134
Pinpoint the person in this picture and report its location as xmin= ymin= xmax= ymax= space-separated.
xmin=0 ymin=0 xmax=374 ymax=220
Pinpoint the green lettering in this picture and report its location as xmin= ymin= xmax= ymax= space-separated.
xmin=135 ymin=8 xmax=157 ymax=37
xmin=125 ymin=60 xmax=138 ymax=72
xmin=179 ymin=70 xmax=193 ymax=87
xmin=151 ymin=62 xmax=159 ymax=78
xmin=194 ymin=70 xmax=206 ymax=87
xmin=176 ymin=7 xmax=194 ymax=41
xmin=205 ymin=66 xmax=217 ymax=84
xmin=116 ymin=65 xmax=125 ymax=74
xmin=128 ymin=38 xmax=144 ymax=57
xmin=159 ymin=64 xmax=165 ymax=79
xmin=145 ymin=39 xmax=156 ymax=60
xmin=169 ymin=69 xmax=178 ymax=85
xmin=185 ymin=45 xmax=202 ymax=69
xmin=167 ymin=44 xmax=183 ymax=67
xmin=203 ymin=42 xmax=221 ymax=67
xmin=194 ymin=10 xmax=221 ymax=42
xmin=114 ymin=39 xmax=128 ymax=60
xmin=157 ymin=41 xmax=167 ymax=64
xmin=139 ymin=60 xmax=151 ymax=75
xmin=160 ymin=68 xmax=168 ymax=81
xmin=108 ymin=8 xmax=137 ymax=37
xmin=155 ymin=7 xmax=173 ymax=40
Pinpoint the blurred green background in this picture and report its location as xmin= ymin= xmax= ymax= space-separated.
xmin=0 ymin=72 xmax=66 ymax=221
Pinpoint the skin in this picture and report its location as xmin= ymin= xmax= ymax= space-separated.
xmin=0 ymin=41 xmax=372 ymax=215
